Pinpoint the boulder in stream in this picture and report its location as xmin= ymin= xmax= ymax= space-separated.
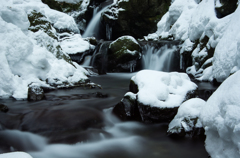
xmin=108 ymin=36 xmax=142 ymax=72
xmin=113 ymin=70 xmax=198 ymax=123
xmin=0 ymin=104 xmax=9 ymax=113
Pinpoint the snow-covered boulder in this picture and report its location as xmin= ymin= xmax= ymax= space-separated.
xmin=0 ymin=0 xmax=91 ymax=100
xmin=167 ymin=98 xmax=205 ymax=137
xmin=0 ymin=152 xmax=32 ymax=158
xmin=108 ymin=36 xmax=142 ymax=72
xmin=200 ymin=70 xmax=240 ymax=158
xmin=113 ymin=70 xmax=198 ymax=122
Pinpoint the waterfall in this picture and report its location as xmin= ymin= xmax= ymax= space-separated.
xmin=82 ymin=4 xmax=112 ymax=38
xmin=142 ymin=44 xmax=179 ymax=72
xmin=82 ymin=55 xmax=92 ymax=66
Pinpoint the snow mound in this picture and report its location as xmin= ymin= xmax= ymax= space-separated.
xmin=131 ymin=70 xmax=197 ymax=108
xmin=148 ymin=0 xmax=240 ymax=82
xmin=0 ymin=0 xmax=89 ymax=99
xmin=0 ymin=152 xmax=32 ymax=158
xmin=168 ymin=98 xmax=205 ymax=136
xmin=200 ymin=70 xmax=240 ymax=158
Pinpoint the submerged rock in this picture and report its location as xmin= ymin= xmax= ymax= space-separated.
xmin=113 ymin=70 xmax=198 ymax=123
xmin=0 ymin=104 xmax=9 ymax=113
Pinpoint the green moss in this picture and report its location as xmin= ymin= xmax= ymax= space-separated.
xmin=28 ymin=10 xmax=57 ymax=40
xmin=41 ymin=0 xmax=83 ymax=13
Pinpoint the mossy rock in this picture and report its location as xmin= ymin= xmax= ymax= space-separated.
xmin=41 ymin=0 xmax=83 ymax=13
xmin=108 ymin=36 xmax=142 ymax=72
xmin=28 ymin=10 xmax=57 ymax=40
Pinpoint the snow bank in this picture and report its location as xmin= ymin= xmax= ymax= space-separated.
xmin=168 ymin=98 xmax=205 ymax=135
xmin=148 ymin=0 xmax=239 ymax=82
xmin=0 ymin=0 xmax=89 ymax=99
xmin=0 ymin=152 xmax=32 ymax=158
xmin=200 ymin=70 xmax=240 ymax=158
xmin=131 ymin=70 xmax=197 ymax=108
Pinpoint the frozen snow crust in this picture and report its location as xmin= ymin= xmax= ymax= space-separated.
xmin=147 ymin=0 xmax=240 ymax=82
xmin=200 ymin=70 xmax=240 ymax=158
xmin=0 ymin=0 xmax=90 ymax=99
xmin=131 ymin=70 xmax=197 ymax=108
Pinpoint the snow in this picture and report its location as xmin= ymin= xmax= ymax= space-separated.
xmin=200 ymin=70 xmax=240 ymax=158
xmin=149 ymin=0 xmax=239 ymax=82
xmin=213 ymin=5 xmax=240 ymax=82
xmin=109 ymin=36 xmax=139 ymax=48
xmin=168 ymin=98 xmax=206 ymax=133
xmin=0 ymin=152 xmax=32 ymax=158
xmin=60 ymin=33 xmax=94 ymax=54
xmin=131 ymin=70 xmax=197 ymax=108
xmin=0 ymin=0 xmax=90 ymax=99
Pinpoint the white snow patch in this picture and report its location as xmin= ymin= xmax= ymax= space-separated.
xmin=60 ymin=34 xmax=94 ymax=54
xmin=131 ymin=70 xmax=197 ymax=108
xmin=200 ymin=70 xmax=240 ymax=158
xmin=0 ymin=152 xmax=32 ymax=158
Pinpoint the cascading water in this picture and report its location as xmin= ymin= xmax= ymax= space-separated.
xmin=142 ymin=44 xmax=180 ymax=72
xmin=82 ymin=1 xmax=113 ymax=39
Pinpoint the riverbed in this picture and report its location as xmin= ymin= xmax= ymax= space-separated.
xmin=0 ymin=73 xmax=209 ymax=158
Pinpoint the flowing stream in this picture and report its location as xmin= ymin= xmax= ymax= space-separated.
xmin=0 ymin=73 xmax=208 ymax=158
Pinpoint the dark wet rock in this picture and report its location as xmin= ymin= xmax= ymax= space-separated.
xmin=28 ymin=85 xmax=45 ymax=101
xmin=112 ymin=94 xmax=141 ymax=121
xmin=167 ymin=117 xmax=205 ymax=138
xmin=83 ymin=66 xmax=99 ymax=76
xmin=215 ymin=0 xmax=238 ymax=18
xmin=138 ymin=104 xmax=179 ymax=123
xmin=102 ymin=0 xmax=171 ymax=39
xmin=0 ymin=104 xmax=9 ymax=113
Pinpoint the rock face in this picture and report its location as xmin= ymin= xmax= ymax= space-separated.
xmin=113 ymin=70 xmax=198 ymax=123
xmin=28 ymin=86 xmax=45 ymax=101
xmin=215 ymin=0 xmax=238 ymax=18
xmin=102 ymin=0 xmax=170 ymax=39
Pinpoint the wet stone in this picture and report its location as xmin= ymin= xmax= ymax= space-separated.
xmin=0 ymin=104 xmax=8 ymax=113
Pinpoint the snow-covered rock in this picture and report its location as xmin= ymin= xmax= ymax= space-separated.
xmin=200 ymin=70 xmax=240 ymax=158
xmin=0 ymin=152 xmax=32 ymax=158
xmin=131 ymin=70 xmax=197 ymax=108
xmin=168 ymin=98 xmax=206 ymax=137
xmin=0 ymin=0 xmax=90 ymax=99
xmin=148 ymin=0 xmax=239 ymax=82
xmin=113 ymin=70 xmax=198 ymax=122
